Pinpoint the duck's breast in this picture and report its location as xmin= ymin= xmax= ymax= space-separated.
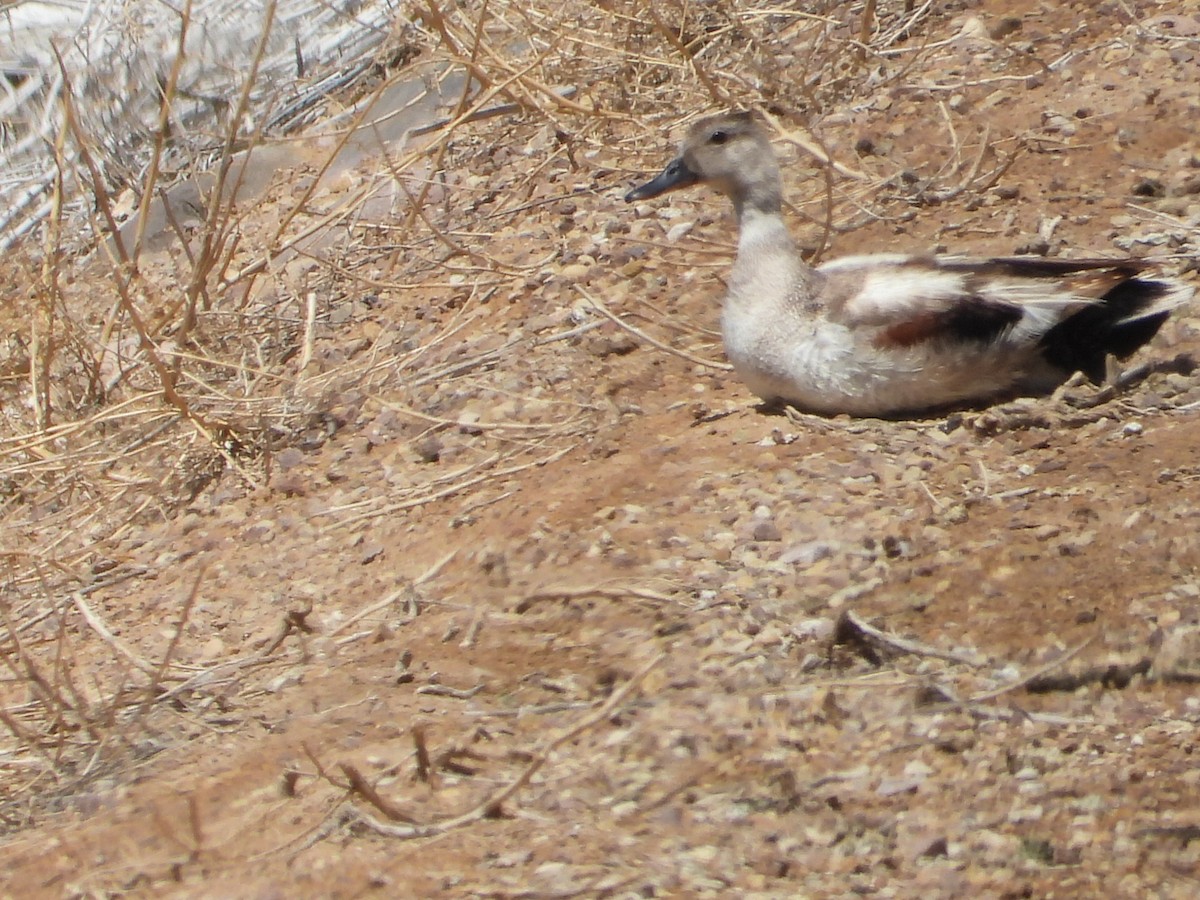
xmin=720 ymin=302 xmax=869 ymax=409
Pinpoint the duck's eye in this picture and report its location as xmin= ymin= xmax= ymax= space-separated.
xmin=709 ymin=130 xmax=729 ymax=145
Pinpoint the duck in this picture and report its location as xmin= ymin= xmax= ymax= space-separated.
xmin=625 ymin=110 xmax=1192 ymax=416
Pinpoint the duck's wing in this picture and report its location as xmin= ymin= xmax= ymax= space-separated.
xmin=815 ymin=255 xmax=1185 ymax=354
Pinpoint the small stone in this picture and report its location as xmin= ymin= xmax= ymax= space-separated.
xmin=1153 ymin=625 xmax=1200 ymax=681
xmin=272 ymin=473 xmax=307 ymax=498
xmin=881 ymin=535 xmax=909 ymax=558
xmin=1131 ymin=177 xmax=1165 ymax=198
xmin=415 ymin=436 xmax=442 ymax=463
xmin=877 ymin=774 xmax=924 ymax=796
xmin=1041 ymin=112 xmax=1076 ymax=136
xmin=752 ymin=520 xmax=782 ymax=542
xmin=792 ymin=617 xmax=836 ymax=641
xmin=666 ymin=221 xmax=694 ymax=242
xmin=584 ymin=334 xmax=639 ymax=358
xmin=780 ymin=540 xmax=834 ymax=566
xmin=276 ymin=448 xmax=305 ymax=470
xmin=943 ymin=504 xmax=969 ymax=525
xmin=1013 ymin=236 xmax=1050 ymax=255
xmin=988 ymin=16 xmax=1022 ymax=39
xmin=1171 ymin=173 xmax=1200 ymax=196
xmin=457 ymin=411 xmax=484 ymax=435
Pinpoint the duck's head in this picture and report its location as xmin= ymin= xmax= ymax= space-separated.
xmin=625 ymin=111 xmax=781 ymax=213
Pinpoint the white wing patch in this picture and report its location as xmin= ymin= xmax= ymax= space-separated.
xmin=818 ymin=255 xmax=1108 ymax=341
xmin=847 ymin=268 xmax=968 ymax=324
xmin=984 ymin=279 xmax=1095 ymax=341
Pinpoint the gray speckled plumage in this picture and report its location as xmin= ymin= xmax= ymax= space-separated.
xmin=626 ymin=111 xmax=1192 ymax=416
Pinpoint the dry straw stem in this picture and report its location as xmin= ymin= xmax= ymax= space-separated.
xmin=177 ymin=0 xmax=280 ymax=344
xmin=514 ymin=583 xmax=676 ymax=613
xmin=836 ymin=610 xmax=987 ymax=668
xmin=371 ymin=64 xmax=576 ymax=273
xmin=416 ymin=682 xmax=485 ymax=699
xmin=762 ymin=112 xmax=868 ymax=184
xmin=576 ymin=286 xmax=731 ymax=371
xmin=0 ymin=0 xmax=393 ymax=249
xmin=0 ymin=565 xmax=303 ymax=801
xmin=31 ymin=100 xmax=70 ymax=431
xmin=0 ymin=594 xmax=104 ymax=755
xmin=135 ymin=566 xmax=206 ymax=717
xmin=405 ymin=0 xmax=510 ymax=233
xmin=238 ymin=52 xmax=574 ymax=296
xmin=0 ymin=4 xmax=518 ymax=808
xmin=47 ymin=24 xmax=279 ymax=482
xmin=254 ymin=67 xmax=413 ymax=274
xmin=347 ymin=652 xmax=664 ymax=839
xmin=130 ymin=0 xmax=193 ymax=263
xmin=857 ymin=0 xmax=878 ymax=62
xmin=54 ymin=49 xmax=201 ymax=425
xmin=644 ymin=5 xmax=727 ymax=107
xmin=71 ymin=593 xmax=159 ymax=677
xmin=341 ymin=762 xmax=420 ymax=823
xmin=421 ymin=0 xmax=593 ymax=119
xmin=328 ymin=572 xmax=438 ymax=637
xmin=411 ymin=723 xmax=435 ymax=784
xmin=231 ymin=178 xmax=380 ymax=286
xmin=373 ymin=395 xmax=587 ymax=433
xmin=326 ymin=443 xmax=576 ymax=529
xmin=968 ymin=636 xmax=1096 ymax=703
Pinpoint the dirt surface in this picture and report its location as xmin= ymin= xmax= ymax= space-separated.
xmin=4 ymin=1 xmax=1200 ymax=897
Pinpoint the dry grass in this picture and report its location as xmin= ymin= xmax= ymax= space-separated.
xmin=0 ymin=1 xmax=942 ymax=815
xmin=0 ymin=1 xmax=418 ymax=823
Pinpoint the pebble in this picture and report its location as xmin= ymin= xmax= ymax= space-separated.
xmin=780 ymin=540 xmax=835 ymax=566
xmin=666 ymin=221 xmax=694 ymax=242
xmin=752 ymin=520 xmax=782 ymax=542
xmin=793 ymin=617 xmax=836 ymax=642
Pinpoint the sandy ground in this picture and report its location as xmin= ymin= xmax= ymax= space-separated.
xmin=3 ymin=1 xmax=1200 ymax=897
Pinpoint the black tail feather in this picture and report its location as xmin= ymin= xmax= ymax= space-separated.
xmin=1040 ymin=278 xmax=1175 ymax=383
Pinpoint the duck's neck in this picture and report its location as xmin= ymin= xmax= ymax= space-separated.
xmin=731 ymin=181 xmax=784 ymax=227
xmin=734 ymin=199 xmax=801 ymax=273
xmin=730 ymin=175 xmax=802 ymax=268
xmin=735 ymin=203 xmax=790 ymax=250
xmin=727 ymin=147 xmax=786 ymax=221
xmin=727 ymin=190 xmax=816 ymax=307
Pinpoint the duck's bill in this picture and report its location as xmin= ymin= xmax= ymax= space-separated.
xmin=625 ymin=157 xmax=699 ymax=201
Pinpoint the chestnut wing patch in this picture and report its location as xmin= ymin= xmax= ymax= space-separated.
xmin=874 ymin=296 xmax=1023 ymax=349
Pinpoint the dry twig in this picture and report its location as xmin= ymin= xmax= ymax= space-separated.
xmin=576 ymin=287 xmax=731 ymax=371
xmin=347 ymin=653 xmax=664 ymax=839
xmin=835 ymin=610 xmax=986 ymax=668
xmin=515 ymin=584 xmax=676 ymax=614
